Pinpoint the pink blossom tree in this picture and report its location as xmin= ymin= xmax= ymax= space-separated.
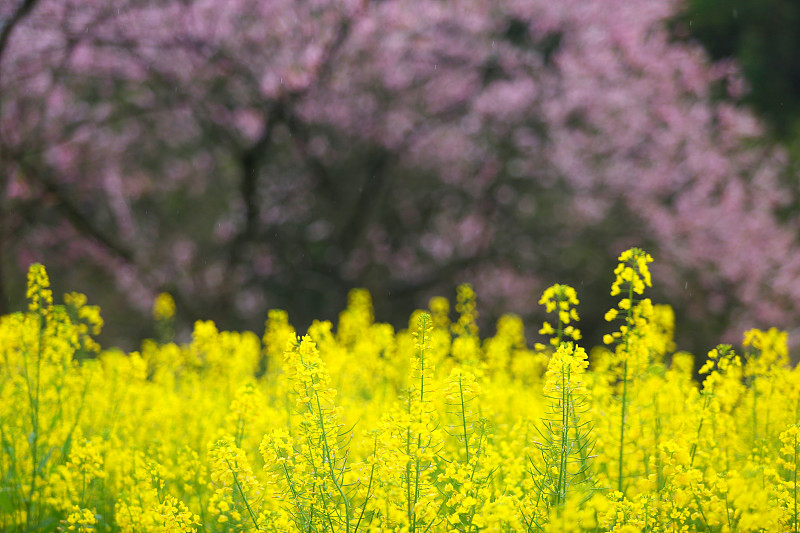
xmin=1 ymin=0 xmax=797 ymax=353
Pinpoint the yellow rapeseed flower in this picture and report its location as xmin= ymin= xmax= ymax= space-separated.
xmin=152 ymin=292 xmax=176 ymax=321
xmin=26 ymin=262 xmax=53 ymax=313
xmin=539 ymin=284 xmax=581 ymax=346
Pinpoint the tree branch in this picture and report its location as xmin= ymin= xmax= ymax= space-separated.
xmin=17 ymin=158 xmax=202 ymax=323
xmin=227 ymin=103 xmax=284 ymax=268
xmin=283 ymin=112 xmax=340 ymax=203
xmin=337 ymin=149 xmax=397 ymax=257
xmin=331 ymin=102 xmax=470 ymax=263
xmin=0 ymin=0 xmax=39 ymax=68
xmin=18 ymin=162 xmax=136 ymax=265
xmin=223 ymin=6 xmax=359 ymax=269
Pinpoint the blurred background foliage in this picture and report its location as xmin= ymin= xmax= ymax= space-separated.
xmin=2 ymin=0 xmax=800 ymax=361
xmin=674 ymin=0 xmax=800 ymax=225
xmin=676 ymin=0 xmax=800 ymax=144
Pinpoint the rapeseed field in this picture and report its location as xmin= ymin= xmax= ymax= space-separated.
xmin=1 ymin=249 xmax=797 ymax=532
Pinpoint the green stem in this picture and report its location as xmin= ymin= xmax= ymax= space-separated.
xmin=618 ymin=360 xmax=628 ymax=495
xmin=794 ymin=433 xmax=798 ymax=533
xmin=654 ymin=399 xmax=663 ymax=491
xmin=406 ymin=396 xmax=414 ymax=530
xmin=414 ymin=451 xmax=422 ymax=532
xmin=459 ymin=376 xmax=470 ymax=462
xmin=22 ymin=305 xmax=45 ymax=530
xmin=352 ymin=438 xmax=378 ymax=533
xmin=304 ymin=430 xmax=337 ymax=533
xmin=315 ymin=391 xmax=351 ymax=533
xmin=618 ymin=282 xmax=633 ymax=495
xmin=723 ymin=480 xmax=732 ymax=532
xmin=406 ymin=315 xmax=430 ymax=533
xmin=419 ymin=316 xmax=427 ymax=404
xmin=558 ymin=364 xmax=569 ymax=506
xmin=751 ymin=375 xmax=758 ymax=450
xmin=689 ymin=394 xmax=710 ymax=467
xmin=225 ymin=458 xmax=260 ymax=531
xmin=690 ymin=485 xmax=713 ymax=533
xmin=463 ymin=424 xmax=487 ymax=532
xmin=280 ymin=460 xmax=310 ymax=529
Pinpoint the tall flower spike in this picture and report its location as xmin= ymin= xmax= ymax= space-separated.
xmin=609 ymin=248 xmax=653 ymax=298
xmin=539 ymin=284 xmax=581 ymax=347
xmin=531 ymin=342 xmax=596 ymax=524
xmin=276 ymin=334 xmax=373 ymax=533
xmin=440 ymin=367 xmax=492 ymax=532
xmin=396 ymin=312 xmax=442 ymax=532
xmin=603 ymin=248 xmax=654 ymax=348
xmin=603 ymin=247 xmax=654 ymax=495
xmin=26 ymin=263 xmax=53 ymax=314
xmin=412 ymin=312 xmax=435 ymax=401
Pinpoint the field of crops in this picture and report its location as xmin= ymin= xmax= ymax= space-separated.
xmin=1 ymin=249 xmax=798 ymax=532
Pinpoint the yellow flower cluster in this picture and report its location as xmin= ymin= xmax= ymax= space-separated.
xmin=5 ymin=253 xmax=800 ymax=532
xmin=453 ymin=284 xmax=478 ymax=338
xmin=542 ymin=341 xmax=589 ymax=397
xmin=208 ymin=436 xmax=263 ymax=530
xmin=452 ymin=284 xmax=481 ymax=365
xmin=156 ymin=496 xmax=200 ymax=533
xmin=153 ymin=292 xmax=177 ymax=321
xmin=610 ymin=247 xmax=653 ymax=297
xmin=65 ymin=438 xmax=106 ymax=484
xmin=538 ymin=284 xmax=581 ymax=346
xmin=26 ymin=262 xmax=53 ymax=313
xmin=60 ymin=506 xmax=96 ymax=532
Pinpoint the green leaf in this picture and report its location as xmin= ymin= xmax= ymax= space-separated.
xmin=0 ymin=488 xmax=15 ymax=513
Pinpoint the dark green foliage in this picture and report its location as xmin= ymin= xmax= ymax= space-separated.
xmin=675 ymin=0 xmax=800 ymax=141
